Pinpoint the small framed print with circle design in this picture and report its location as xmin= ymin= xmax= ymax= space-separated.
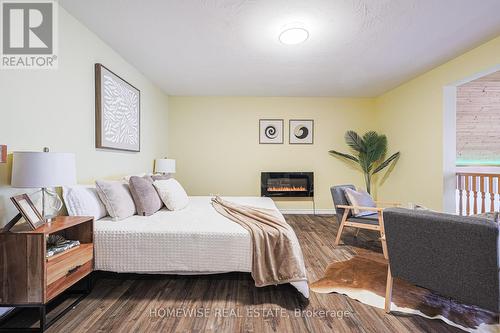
xmin=259 ymin=119 xmax=283 ymax=144
xmin=289 ymin=119 xmax=314 ymax=144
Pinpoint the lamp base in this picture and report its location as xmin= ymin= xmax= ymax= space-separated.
xmin=31 ymin=188 xmax=63 ymax=220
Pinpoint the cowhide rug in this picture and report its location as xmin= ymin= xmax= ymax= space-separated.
xmin=310 ymin=248 xmax=499 ymax=333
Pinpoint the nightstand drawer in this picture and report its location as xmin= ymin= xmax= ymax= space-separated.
xmin=46 ymin=260 xmax=93 ymax=301
xmin=46 ymin=243 xmax=93 ymax=285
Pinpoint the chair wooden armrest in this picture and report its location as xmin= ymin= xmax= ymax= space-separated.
xmin=336 ymin=205 xmax=384 ymax=212
xmin=375 ymin=201 xmax=401 ymax=207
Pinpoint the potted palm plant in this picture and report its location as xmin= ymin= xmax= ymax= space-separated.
xmin=329 ymin=130 xmax=400 ymax=194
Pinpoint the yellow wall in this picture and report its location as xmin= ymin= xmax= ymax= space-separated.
xmin=168 ymin=97 xmax=376 ymax=211
xmin=170 ymin=36 xmax=500 ymax=212
xmin=375 ymin=35 xmax=500 ymax=210
xmin=3 ymin=5 xmax=499 ymax=216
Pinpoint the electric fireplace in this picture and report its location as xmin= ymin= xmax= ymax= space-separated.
xmin=261 ymin=172 xmax=314 ymax=197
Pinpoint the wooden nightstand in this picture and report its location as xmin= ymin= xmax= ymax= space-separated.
xmin=0 ymin=216 xmax=94 ymax=332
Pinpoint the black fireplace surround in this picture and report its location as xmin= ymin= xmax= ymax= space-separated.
xmin=261 ymin=172 xmax=314 ymax=197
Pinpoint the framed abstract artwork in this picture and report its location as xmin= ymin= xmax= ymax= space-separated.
xmin=95 ymin=63 xmax=140 ymax=152
xmin=289 ymin=119 xmax=314 ymax=144
xmin=259 ymin=119 xmax=283 ymax=144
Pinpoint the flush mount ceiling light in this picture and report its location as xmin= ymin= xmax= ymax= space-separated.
xmin=279 ymin=27 xmax=309 ymax=45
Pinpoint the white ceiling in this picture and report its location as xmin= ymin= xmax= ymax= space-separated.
xmin=60 ymin=0 xmax=500 ymax=97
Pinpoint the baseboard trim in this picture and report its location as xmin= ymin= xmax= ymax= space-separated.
xmin=279 ymin=209 xmax=335 ymax=215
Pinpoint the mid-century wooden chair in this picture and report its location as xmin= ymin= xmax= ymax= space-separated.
xmin=330 ymin=185 xmax=399 ymax=259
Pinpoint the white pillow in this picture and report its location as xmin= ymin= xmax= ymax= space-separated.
xmin=95 ymin=180 xmax=137 ymax=220
xmin=63 ymin=186 xmax=107 ymax=220
xmin=344 ymin=188 xmax=376 ymax=217
xmin=153 ymin=179 xmax=189 ymax=211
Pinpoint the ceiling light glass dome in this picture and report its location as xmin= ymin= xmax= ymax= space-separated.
xmin=279 ymin=27 xmax=309 ymax=45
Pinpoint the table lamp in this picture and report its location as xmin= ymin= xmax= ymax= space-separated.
xmin=155 ymin=158 xmax=176 ymax=175
xmin=11 ymin=148 xmax=76 ymax=221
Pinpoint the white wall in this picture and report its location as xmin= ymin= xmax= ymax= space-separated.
xmin=0 ymin=6 xmax=169 ymax=226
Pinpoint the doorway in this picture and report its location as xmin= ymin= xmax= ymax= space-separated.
xmin=443 ymin=65 xmax=500 ymax=214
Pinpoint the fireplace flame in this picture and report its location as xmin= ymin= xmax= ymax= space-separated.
xmin=267 ymin=186 xmax=307 ymax=192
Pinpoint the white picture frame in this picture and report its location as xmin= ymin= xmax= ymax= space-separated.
xmin=259 ymin=119 xmax=284 ymax=144
xmin=289 ymin=119 xmax=314 ymax=144
xmin=95 ymin=63 xmax=141 ymax=152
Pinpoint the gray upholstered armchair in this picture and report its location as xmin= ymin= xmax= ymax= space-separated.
xmin=383 ymin=207 xmax=500 ymax=317
xmin=330 ymin=185 xmax=399 ymax=258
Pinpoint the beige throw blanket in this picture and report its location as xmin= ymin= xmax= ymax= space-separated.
xmin=211 ymin=197 xmax=307 ymax=287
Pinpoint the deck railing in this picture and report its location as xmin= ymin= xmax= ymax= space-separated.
xmin=456 ymin=172 xmax=500 ymax=216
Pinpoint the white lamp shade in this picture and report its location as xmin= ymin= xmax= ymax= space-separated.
xmin=11 ymin=152 xmax=77 ymax=188
xmin=155 ymin=159 xmax=176 ymax=173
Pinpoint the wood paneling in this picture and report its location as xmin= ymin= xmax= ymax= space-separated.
xmin=457 ymin=72 xmax=500 ymax=162
xmin=3 ymin=215 xmax=460 ymax=332
xmin=474 ymin=71 xmax=500 ymax=82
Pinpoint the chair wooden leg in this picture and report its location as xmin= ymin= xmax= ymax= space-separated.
xmin=378 ymin=213 xmax=388 ymax=259
xmin=354 ymin=229 xmax=360 ymax=237
xmin=334 ymin=209 xmax=349 ymax=246
xmin=385 ymin=265 xmax=393 ymax=313
xmin=380 ymin=234 xmax=388 ymax=260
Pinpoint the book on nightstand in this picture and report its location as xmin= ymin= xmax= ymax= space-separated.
xmin=46 ymin=240 xmax=81 ymax=258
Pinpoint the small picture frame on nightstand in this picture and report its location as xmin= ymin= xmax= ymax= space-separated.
xmin=11 ymin=194 xmax=45 ymax=230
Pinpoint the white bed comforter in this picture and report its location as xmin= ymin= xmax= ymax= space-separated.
xmin=94 ymin=196 xmax=309 ymax=298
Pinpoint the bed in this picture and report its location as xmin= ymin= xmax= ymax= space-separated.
xmin=94 ymin=196 xmax=309 ymax=298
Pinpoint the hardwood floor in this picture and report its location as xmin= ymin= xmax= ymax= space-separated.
xmin=2 ymin=215 xmax=461 ymax=333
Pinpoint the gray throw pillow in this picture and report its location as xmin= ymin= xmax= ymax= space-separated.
xmin=95 ymin=180 xmax=136 ymax=221
xmin=344 ymin=188 xmax=376 ymax=217
xmin=129 ymin=176 xmax=163 ymax=216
